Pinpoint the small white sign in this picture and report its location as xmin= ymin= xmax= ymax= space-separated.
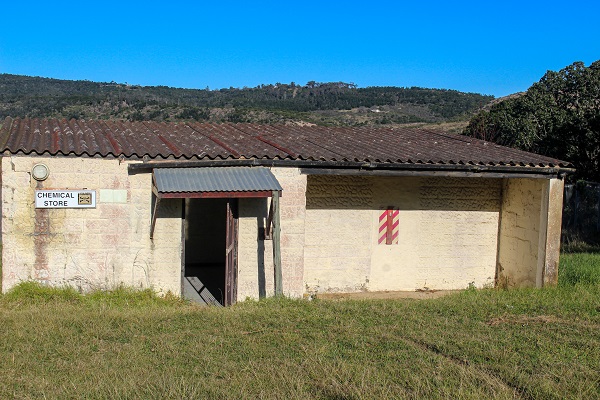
xmin=35 ymin=190 xmax=96 ymax=209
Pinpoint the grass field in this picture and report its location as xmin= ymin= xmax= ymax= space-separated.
xmin=0 ymin=254 xmax=598 ymax=399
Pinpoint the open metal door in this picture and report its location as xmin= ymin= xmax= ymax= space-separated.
xmin=224 ymin=199 xmax=239 ymax=306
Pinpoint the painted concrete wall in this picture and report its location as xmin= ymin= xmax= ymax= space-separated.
xmin=1 ymin=155 xmax=182 ymax=294
xmin=1 ymin=157 xmax=307 ymax=300
xmin=303 ymin=175 xmax=502 ymax=293
xmin=1 ymin=155 xmax=564 ymax=299
xmin=542 ymin=179 xmax=564 ymax=286
xmin=237 ymin=197 xmax=272 ymax=300
xmin=496 ymin=178 xmax=543 ymax=287
xmin=236 ymin=167 xmax=307 ymax=300
xmin=275 ymin=167 xmax=308 ymax=297
xmin=304 ymin=175 xmax=373 ymax=293
xmin=497 ymin=178 xmax=564 ymax=288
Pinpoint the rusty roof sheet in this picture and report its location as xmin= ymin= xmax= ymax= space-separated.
xmin=0 ymin=117 xmax=571 ymax=168
xmin=154 ymin=167 xmax=282 ymax=193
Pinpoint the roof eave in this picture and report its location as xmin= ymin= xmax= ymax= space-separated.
xmin=128 ymin=158 xmax=575 ymax=179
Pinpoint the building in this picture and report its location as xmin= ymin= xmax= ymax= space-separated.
xmin=0 ymin=117 xmax=572 ymax=305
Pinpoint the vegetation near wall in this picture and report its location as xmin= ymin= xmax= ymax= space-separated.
xmin=0 ymin=253 xmax=599 ymax=400
xmin=463 ymin=60 xmax=600 ymax=182
xmin=0 ymin=74 xmax=493 ymax=127
xmin=562 ymin=181 xmax=600 ymax=247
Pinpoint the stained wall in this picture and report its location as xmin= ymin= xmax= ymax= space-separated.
xmin=1 ymin=155 xmax=182 ymax=294
xmin=0 ymin=156 xmax=307 ymax=300
xmin=1 ymin=155 xmax=564 ymax=298
xmin=496 ymin=178 xmax=564 ymax=287
xmin=303 ymin=175 xmax=502 ymax=293
xmin=236 ymin=167 xmax=307 ymax=299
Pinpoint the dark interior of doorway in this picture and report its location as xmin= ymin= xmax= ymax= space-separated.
xmin=184 ymin=198 xmax=227 ymax=305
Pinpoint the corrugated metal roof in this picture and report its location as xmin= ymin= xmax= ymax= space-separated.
xmin=0 ymin=117 xmax=572 ymax=168
xmin=153 ymin=167 xmax=282 ymax=193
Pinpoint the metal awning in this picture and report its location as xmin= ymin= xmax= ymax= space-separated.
xmin=148 ymin=166 xmax=284 ymax=298
xmin=152 ymin=167 xmax=282 ymax=198
xmin=150 ymin=166 xmax=283 ymax=240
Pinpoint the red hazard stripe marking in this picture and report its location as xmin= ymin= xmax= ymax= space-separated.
xmin=386 ymin=210 xmax=394 ymax=245
xmin=379 ymin=210 xmax=389 ymax=244
xmin=379 ymin=208 xmax=399 ymax=245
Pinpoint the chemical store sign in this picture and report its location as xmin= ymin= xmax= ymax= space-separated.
xmin=35 ymin=190 xmax=96 ymax=209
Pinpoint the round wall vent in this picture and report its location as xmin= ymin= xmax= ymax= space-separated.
xmin=32 ymin=163 xmax=49 ymax=181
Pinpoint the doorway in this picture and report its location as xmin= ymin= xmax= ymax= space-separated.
xmin=183 ymin=198 xmax=238 ymax=306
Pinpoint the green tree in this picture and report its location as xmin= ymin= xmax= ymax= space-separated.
xmin=463 ymin=60 xmax=600 ymax=181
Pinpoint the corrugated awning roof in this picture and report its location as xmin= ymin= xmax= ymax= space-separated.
xmin=153 ymin=167 xmax=282 ymax=195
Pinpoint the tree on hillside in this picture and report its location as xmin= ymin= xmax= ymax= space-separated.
xmin=463 ymin=60 xmax=600 ymax=181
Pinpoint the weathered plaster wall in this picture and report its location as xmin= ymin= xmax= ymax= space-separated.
xmin=304 ymin=175 xmax=502 ymax=293
xmin=2 ymin=155 xmax=562 ymax=298
xmin=496 ymin=178 xmax=543 ymax=287
xmin=497 ymin=178 xmax=564 ymax=288
xmin=237 ymin=197 xmax=272 ymax=300
xmin=1 ymin=155 xmax=182 ymax=294
xmin=304 ymin=175 xmax=373 ymax=292
xmin=542 ymin=179 xmax=564 ymax=286
xmin=272 ymin=167 xmax=307 ymax=298
xmin=235 ymin=167 xmax=307 ymax=300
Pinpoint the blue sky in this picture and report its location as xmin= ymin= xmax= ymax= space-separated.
xmin=0 ymin=1 xmax=598 ymax=97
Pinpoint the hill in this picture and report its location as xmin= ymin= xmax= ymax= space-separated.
xmin=0 ymin=74 xmax=493 ymax=132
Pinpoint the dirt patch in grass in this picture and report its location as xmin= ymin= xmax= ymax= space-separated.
xmin=487 ymin=314 xmax=600 ymax=329
xmin=487 ymin=314 xmax=563 ymax=326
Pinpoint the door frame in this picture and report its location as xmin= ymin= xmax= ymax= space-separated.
xmin=224 ymin=198 xmax=239 ymax=306
xmin=180 ymin=198 xmax=239 ymax=306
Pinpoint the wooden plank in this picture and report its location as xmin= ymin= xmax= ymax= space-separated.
xmin=272 ymin=191 xmax=283 ymax=296
xmin=265 ymin=196 xmax=274 ymax=240
xmin=183 ymin=278 xmax=204 ymax=303
xmin=149 ymin=194 xmax=160 ymax=239
xmin=232 ymin=202 xmax=239 ymax=303
xmin=224 ymin=199 xmax=239 ymax=306
xmin=225 ymin=200 xmax=233 ymax=306
xmin=185 ymin=277 xmax=222 ymax=306
xmin=181 ymin=199 xmax=186 ymax=302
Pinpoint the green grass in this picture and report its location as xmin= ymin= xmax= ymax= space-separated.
xmin=560 ymin=252 xmax=600 ymax=286
xmin=0 ymin=255 xmax=598 ymax=399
